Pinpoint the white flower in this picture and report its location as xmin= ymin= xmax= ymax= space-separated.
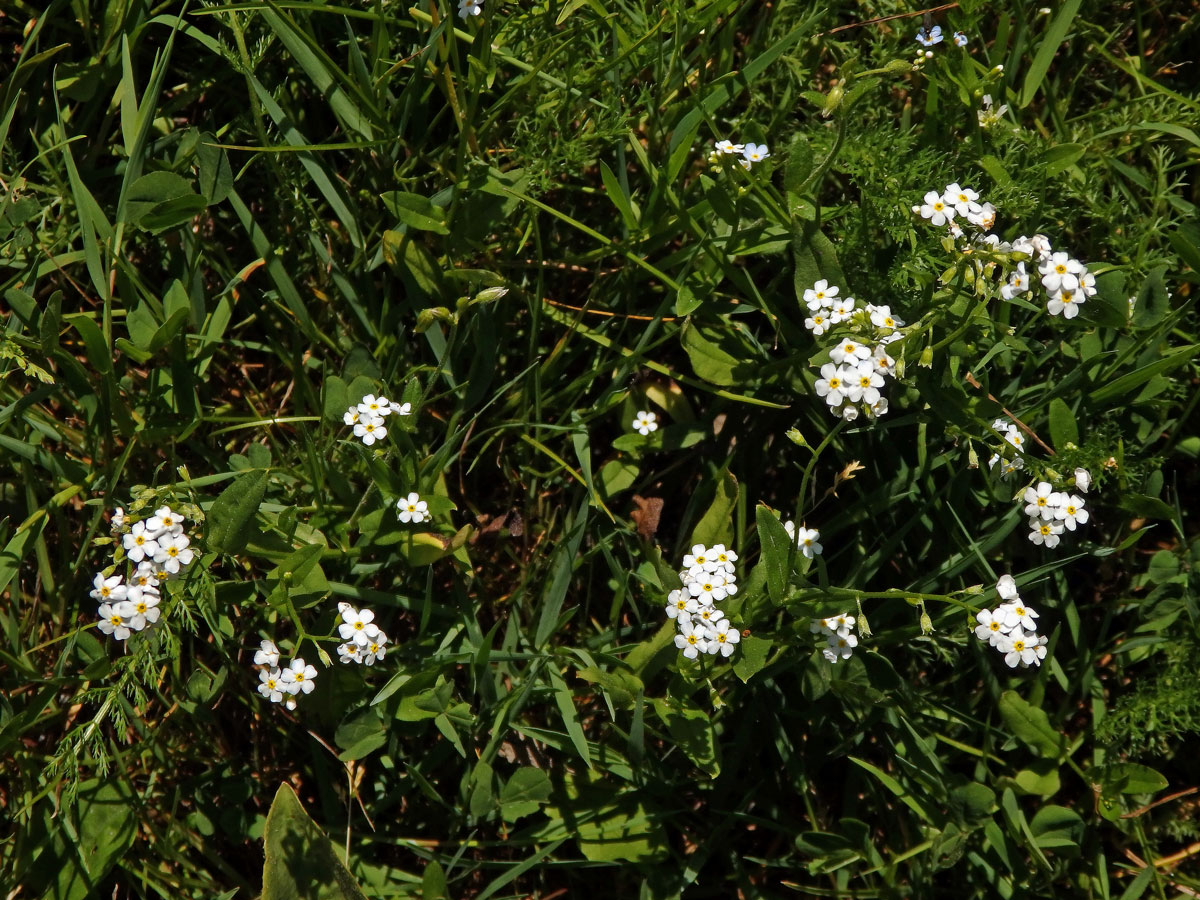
xmin=153 ymin=533 xmax=195 ymax=574
xmin=1000 ymin=263 xmax=1030 ymax=300
xmin=111 ymin=508 xmax=126 ymax=529
xmin=337 ymin=642 xmax=363 ymax=664
xmin=281 ymin=658 xmax=318 ymax=695
xmin=457 ymin=0 xmax=482 ymax=18
xmin=830 ymin=338 xmax=872 ymax=366
xmin=828 ymin=297 xmax=857 ymax=324
xmin=357 ymin=394 xmax=392 ymax=417
xmin=943 ymin=183 xmax=982 ymax=216
xmin=259 ymin=668 xmax=286 ymax=702
xmin=632 ymin=410 xmax=658 ymax=435
xmin=97 ymin=603 xmax=133 ymax=640
xmin=1024 ymin=481 xmax=1062 ymax=520
xmin=688 ymin=572 xmax=730 ymax=605
xmin=1000 ymin=629 xmax=1041 ymax=668
xmin=666 ymin=589 xmax=699 ymax=621
xmin=254 ymin=639 xmax=281 ymax=667
xmin=871 ymin=345 xmax=896 ymax=378
xmin=146 ymin=505 xmax=184 ymax=537
xmin=916 ymin=25 xmax=943 ymax=45
xmin=1078 ymin=269 xmax=1097 ymax=297
xmin=1055 ymin=494 xmax=1089 ymax=531
xmin=977 ymin=94 xmax=1010 ymax=128
xmin=130 ymin=565 xmax=159 ymax=591
xmin=953 ymin=31 xmax=968 ymax=46
xmin=709 ymin=544 xmax=738 ymax=574
xmin=822 ymin=612 xmax=854 ymax=636
xmin=706 ymin=620 xmax=741 ymax=657
xmin=824 ymin=631 xmax=858 ymax=662
xmin=90 ymin=573 xmax=128 ymax=605
xmin=997 ymin=574 xmax=1020 ymax=601
xmin=1074 ymin=467 xmax=1091 ymax=493
xmin=988 ymin=454 xmax=1025 ymax=478
xmin=1047 ymin=286 xmax=1086 ymax=319
xmin=714 ymin=139 xmax=744 ymax=155
xmin=123 ymin=521 xmax=156 ymax=563
xmin=674 ymin=620 xmax=710 ymax=659
xmin=115 ymin=590 xmax=160 ymax=630
xmin=919 ymin=190 xmax=955 ymax=226
xmin=354 ymin=416 xmax=387 ymax=446
xmin=693 ymin=604 xmax=727 ymax=629
xmin=793 ymin=525 xmax=823 ymax=558
xmin=846 ymin=362 xmax=885 ymax=405
xmin=742 ymin=143 xmax=770 ymax=164
xmin=803 ymin=279 xmax=839 ymax=310
xmin=1039 ymin=251 xmax=1083 ymax=294
xmin=390 ymin=400 xmax=412 ymax=416
xmin=974 ymin=608 xmax=1009 ymax=646
xmin=967 ymin=202 xmax=997 ymax=230
xmin=868 ymin=305 xmax=902 ymax=330
xmin=682 ymin=543 xmax=715 ymax=573
xmin=339 ymin=606 xmax=381 ymax=647
xmin=1027 ymin=516 xmax=1064 ymax=548
xmin=815 ymin=364 xmax=851 ymax=407
xmin=805 ymin=312 xmax=831 ymax=335
xmin=1004 ymin=427 xmax=1026 ymax=453
xmin=999 ymin=599 xmax=1039 ymax=631
xmin=363 ymin=634 xmax=388 ymax=665
xmin=841 ymin=404 xmax=860 ymax=422
xmin=344 ymin=406 xmax=361 ymax=426
xmin=866 ymin=396 xmax=889 ymax=419
xmin=396 ymin=492 xmax=429 ymax=523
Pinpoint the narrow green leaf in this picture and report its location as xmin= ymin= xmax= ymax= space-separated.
xmin=548 ymin=667 xmax=591 ymax=768
xmin=1020 ymin=0 xmax=1084 ymax=108
xmin=755 ymin=504 xmax=792 ymax=603
xmin=380 ymin=191 xmax=449 ymax=234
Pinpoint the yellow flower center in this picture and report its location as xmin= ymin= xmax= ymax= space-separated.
xmin=884 ymin=317 xmax=894 ymax=327
xmin=1037 ymin=497 xmax=1046 ymax=507
xmin=135 ymin=535 xmax=145 ymax=546
xmin=168 ymin=547 xmax=178 ymax=557
xmin=717 ymin=634 xmax=727 ymax=643
xmin=958 ymin=194 xmax=968 ymax=202
xmin=1067 ymin=505 xmax=1076 ymax=515
xmin=354 ymin=620 xmax=364 ymax=629
xmin=267 ymin=679 xmax=277 ymax=689
xmin=844 ymin=344 xmax=855 ymax=354
xmin=1013 ymin=640 xmax=1026 ymax=651
xmin=687 ymin=635 xmax=698 ymax=645
xmin=860 ymin=376 xmax=872 ymax=387
xmin=1040 ymin=524 xmax=1051 ymax=535
xmin=295 ymin=673 xmax=305 ymax=682
xmin=100 ymin=586 xmax=110 ymax=597
xmin=934 ymin=202 xmax=944 ymax=211
xmin=829 ymin=378 xmax=841 ymax=389
xmin=136 ymin=602 xmax=147 ymax=614
xmin=816 ymin=291 xmax=825 ymax=300
xmin=990 ymin=622 xmax=1000 ymax=631
xmin=110 ymin=615 xmax=121 ymax=625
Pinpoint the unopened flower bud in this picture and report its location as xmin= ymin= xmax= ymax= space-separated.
xmin=918 ymin=345 xmax=934 ymax=368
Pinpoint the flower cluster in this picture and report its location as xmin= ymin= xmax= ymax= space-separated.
xmin=631 ymin=410 xmax=658 ymax=435
xmin=987 ymin=418 xmax=1027 ymax=478
xmin=1002 ymin=235 xmax=1098 ymax=319
xmin=1023 ymin=479 xmax=1089 ymax=549
xmin=973 ymin=575 xmax=1048 ymax=668
xmin=344 ymin=392 xmax=411 ymax=447
xmin=915 ymin=25 xmax=968 ymax=47
xmin=253 ymin=640 xmax=318 ymax=711
xmin=709 ymin=139 xmax=770 ymax=170
xmin=335 ymin=603 xmax=390 ymax=666
xmin=803 ymin=279 xmax=903 ymax=421
xmin=668 ymin=543 xmax=741 ymax=660
xmin=94 ymin=505 xmax=195 ymax=641
xmin=810 ymin=613 xmax=858 ymax=663
xmin=916 ymin=182 xmax=997 ymax=232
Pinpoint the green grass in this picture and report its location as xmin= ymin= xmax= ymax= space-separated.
xmin=2 ymin=0 xmax=1200 ymax=897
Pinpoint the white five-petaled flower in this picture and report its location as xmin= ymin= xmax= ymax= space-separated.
xmin=804 ymin=312 xmax=830 ymax=336
xmin=872 ymin=346 xmax=896 ymax=378
xmin=97 ymin=603 xmax=132 ymax=640
xmin=709 ymin=544 xmax=738 ymax=574
xmin=847 ymin=362 xmax=885 ymax=405
xmin=1047 ymin=286 xmax=1086 ymax=319
xmin=943 ymin=183 xmax=981 ymax=216
xmin=868 ymin=305 xmax=902 ymax=330
xmin=814 ymin=363 xmax=851 ymax=407
xmin=1024 ymin=481 xmax=1062 ymax=520
xmin=829 ymin=297 xmax=857 ymax=324
xmin=997 ymin=574 xmax=1020 ymax=601
xmin=1001 ymin=629 xmax=1041 ymax=668
xmin=254 ymin=639 xmax=281 ymax=667
xmin=714 ymin=139 xmax=744 ymax=155
xmin=974 ymin=608 xmax=1008 ymax=646
xmin=344 ymin=406 xmax=361 ymax=426
xmin=123 ymin=521 xmax=156 ymax=563
xmin=742 ymin=143 xmax=769 ymax=164
xmin=146 ymin=505 xmax=184 ymax=537
xmin=354 ymin=417 xmax=387 ymax=446
xmin=1001 ymin=263 xmax=1030 ymax=300
xmin=396 ymin=492 xmax=429 ymax=523
xmin=999 ymin=599 xmax=1039 ymax=632
xmin=688 ymin=572 xmax=730 ymax=606
xmin=1039 ymin=251 xmax=1083 ymax=294
xmin=784 ymin=522 xmax=823 ymax=558
xmin=281 ymin=658 xmax=318 ymax=694
xmin=666 ymin=589 xmax=699 ymax=621
xmin=706 ymin=619 xmax=741 ymax=657
xmin=259 ymin=668 xmax=286 ymax=702
xmin=153 ymin=533 xmax=195 ymax=574
xmin=803 ymin=279 xmax=839 ymax=310
xmin=674 ymin=620 xmax=710 ymax=659
xmin=823 ymin=631 xmax=858 ymax=662
xmin=822 ymin=612 xmax=854 ymax=636
xmin=919 ymin=190 xmax=955 ymax=226
xmin=363 ymin=634 xmax=388 ymax=666
xmin=1055 ymin=494 xmax=1089 ymax=530
xmin=390 ymin=400 xmax=412 ymax=416
xmin=968 ymin=202 xmax=997 ymax=230
xmin=457 ymin=0 xmax=482 ymax=18
xmin=90 ymin=573 xmax=128 ymax=604
xmin=632 ymin=410 xmax=658 ymax=435
xmin=916 ymin=25 xmax=943 ymax=45
xmin=337 ymin=642 xmax=362 ymax=664
xmin=357 ymin=394 xmax=393 ymax=417
xmin=339 ymin=606 xmax=381 ymax=646
xmin=1028 ymin=516 xmax=1064 ymax=548
xmin=116 ymin=590 xmax=160 ymax=630
xmin=830 ymin=338 xmax=872 ymax=366
xmin=1074 ymin=467 xmax=1091 ymax=493
xmin=682 ymin=543 xmax=715 ymax=573
xmin=130 ymin=566 xmax=159 ymax=591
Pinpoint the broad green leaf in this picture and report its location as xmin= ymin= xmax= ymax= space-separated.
xmin=997 ymin=691 xmax=1065 ymax=758
xmin=65 ymin=313 xmax=112 ymax=376
xmin=654 ymin=699 xmax=720 ymax=775
xmin=689 ymin=469 xmax=737 ymax=549
xmin=380 ymin=191 xmax=449 ymax=234
xmin=575 ymin=665 xmax=643 ymax=707
xmin=1047 ymin=398 xmax=1078 ymax=450
xmin=1131 ymin=265 xmax=1170 ymax=328
xmin=1014 ymin=760 xmax=1062 ymax=798
xmin=124 ymin=171 xmax=196 ymax=224
xmin=499 ymin=767 xmax=553 ymax=822
xmin=598 ymin=459 xmax=638 ymax=497
xmin=207 ymin=469 xmax=268 ymax=554
xmin=611 ymin=424 xmax=707 ymax=453
xmin=1028 ymin=804 xmax=1084 ymax=855
xmin=732 ymin=634 xmax=771 ymax=683
xmin=1097 ymin=762 xmax=1168 ymax=795
xmin=755 ymin=504 xmax=793 ymax=603
xmin=1042 ymin=143 xmax=1086 ymax=177
xmin=681 ymin=322 xmax=742 ymax=386
xmin=848 ymin=757 xmax=933 ymax=823
xmin=422 ymin=861 xmax=449 ymax=900
xmin=262 ymin=783 xmax=367 ymax=900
